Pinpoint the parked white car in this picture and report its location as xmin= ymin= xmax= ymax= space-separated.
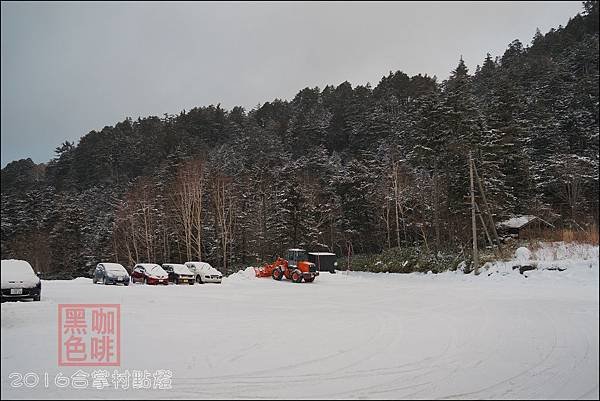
xmin=185 ymin=261 xmax=223 ymax=284
xmin=1 ymin=259 xmax=41 ymax=302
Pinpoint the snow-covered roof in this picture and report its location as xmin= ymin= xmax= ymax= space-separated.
xmin=498 ymin=215 xmax=538 ymax=229
xmin=308 ymin=252 xmax=336 ymax=256
xmin=100 ymin=263 xmax=127 ymax=272
xmin=186 ymin=261 xmax=212 ymax=268
xmin=497 ymin=215 xmax=553 ymax=229
xmin=136 ymin=263 xmax=161 ymax=269
xmin=288 ymin=248 xmax=306 ymax=252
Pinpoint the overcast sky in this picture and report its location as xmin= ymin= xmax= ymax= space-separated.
xmin=1 ymin=1 xmax=583 ymax=167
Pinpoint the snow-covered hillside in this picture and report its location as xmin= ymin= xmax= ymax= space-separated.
xmin=1 ymin=243 xmax=598 ymax=399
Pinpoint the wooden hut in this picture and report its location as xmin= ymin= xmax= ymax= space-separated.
xmin=496 ymin=215 xmax=554 ymax=240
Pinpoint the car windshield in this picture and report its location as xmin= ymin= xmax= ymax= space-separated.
xmin=106 ymin=265 xmax=125 ymax=272
xmin=188 ymin=262 xmax=217 ymax=272
xmin=148 ymin=265 xmax=166 ymax=276
xmin=1 ymin=260 xmax=36 ymax=279
xmin=171 ymin=265 xmax=191 ymax=274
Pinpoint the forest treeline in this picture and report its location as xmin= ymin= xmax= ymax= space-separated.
xmin=1 ymin=2 xmax=598 ymax=277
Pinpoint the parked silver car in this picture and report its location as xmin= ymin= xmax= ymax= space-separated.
xmin=93 ymin=263 xmax=130 ymax=285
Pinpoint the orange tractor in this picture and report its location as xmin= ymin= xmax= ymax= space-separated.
xmin=254 ymin=249 xmax=319 ymax=283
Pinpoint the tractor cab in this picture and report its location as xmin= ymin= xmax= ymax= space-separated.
xmin=286 ymin=248 xmax=308 ymax=268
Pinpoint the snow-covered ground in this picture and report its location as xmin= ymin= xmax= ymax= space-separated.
xmin=2 ymin=242 xmax=599 ymax=399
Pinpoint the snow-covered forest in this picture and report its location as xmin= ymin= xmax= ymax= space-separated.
xmin=1 ymin=2 xmax=598 ymax=277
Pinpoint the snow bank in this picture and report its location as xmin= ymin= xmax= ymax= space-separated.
xmin=482 ymin=242 xmax=599 ymax=281
xmin=72 ymin=277 xmax=93 ymax=283
xmin=532 ymin=241 xmax=599 ymax=261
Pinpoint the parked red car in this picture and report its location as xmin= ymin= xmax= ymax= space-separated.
xmin=131 ymin=263 xmax=169 ymax=285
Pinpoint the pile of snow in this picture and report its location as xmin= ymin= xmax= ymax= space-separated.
xmin=515 ymin=246 xmax=532 ymax=262
xmin=225 ymin=266 xmax=257 ymax=281
xmin=71 ymin=277 xmax=93 ymax=283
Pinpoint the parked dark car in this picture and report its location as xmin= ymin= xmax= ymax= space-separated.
xmin=308 ymin=252 xmax=338 ymax=273
xmin=1 ymin=259 xmax=41 ymax=302
xmin=162 ymin=263 xmax=195 ymax=285
xmin=130 ymin=263 xmax=169 ymax=285
xmin=93 ymin=263 xmax=130 ymax=285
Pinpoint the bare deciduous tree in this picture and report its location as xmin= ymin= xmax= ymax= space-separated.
xmin=172 ymin=159 xmax=206 ymax=262
xmin=212 ymin=173 xmax=235 ymax=271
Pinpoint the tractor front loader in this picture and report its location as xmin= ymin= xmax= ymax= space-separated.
xmin=253 ymin=249 xmax=319 ymax=283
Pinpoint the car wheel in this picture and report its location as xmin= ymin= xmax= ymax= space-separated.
xmin=103 ymin=276 xmax=107 ymax=285
xmin=272 ymin=268 xmax=283 ymax=281
xmin=33 ymin=294 xmax=41 ymax=301
xmin=143 ymin=276 xmax=147 ymax=285
xmin=292 ymin=270 xmax=303 ymax=283
xmin=304 ymin=276 xmax=315 ymax=283
xmin=197 ymin=276 xmax=203 ymax=284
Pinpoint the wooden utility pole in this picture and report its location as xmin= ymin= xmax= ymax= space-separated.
xmin=469 ymin=151 xmax=479 ymax=274
xmin=473 ymin=162 xmax=501 ymax=247
xmin=393 ymin=161 xmax=401 ymax=248
xmin=346 ymin=240 xmax=353 ymax=275
xmin=475 ymin=202 xmax=494 ymax=248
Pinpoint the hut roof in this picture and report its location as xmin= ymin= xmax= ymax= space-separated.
xmin=497 ymin=215 xmax=554 ymax=230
